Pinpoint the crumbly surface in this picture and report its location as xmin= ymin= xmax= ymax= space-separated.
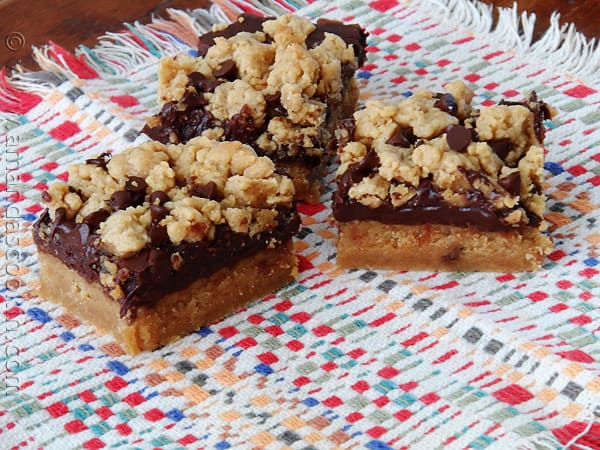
xmin=143 ymin=14 xmax=366 ymax=203
xmin=335 ymin=81 xmax=554 ymax=232
xmin=154 ymin=14 xmax=357 ymax=158
xmin=43 ymin=137 xmax=295 ymax=258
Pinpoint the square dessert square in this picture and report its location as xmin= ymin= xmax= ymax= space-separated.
xmin=142 ymin=13 xmax=367 ymax=204
xmin=333 ymin=81 xmax=554 ymax=272
xmin=33 ymin=137 xmax=299 ymax=354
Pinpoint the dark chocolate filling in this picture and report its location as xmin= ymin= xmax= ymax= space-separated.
xmin=33 ymin=207 xmax=300 ymax=319
xmin=333 ymin=169 xmax=540 ymax=231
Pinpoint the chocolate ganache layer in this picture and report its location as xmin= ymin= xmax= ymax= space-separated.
xmin=33 ymin=207 xmax=300 ymax=319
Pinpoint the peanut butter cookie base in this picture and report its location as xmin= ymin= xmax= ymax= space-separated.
xmin=337 ymin=221 xmax=552 ymax=272
xmin=38 ymin=241 xmax=297 ymax=354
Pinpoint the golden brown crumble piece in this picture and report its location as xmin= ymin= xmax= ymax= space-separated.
xmin=34 ymin=138 xmax=299 ymax=354
xmin=333 ymin=81 xmax=555 ymax=272
xmin=142 ymin=13 xmax=368 ymax=203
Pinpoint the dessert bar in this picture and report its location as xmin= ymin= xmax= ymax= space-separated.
xmin=34 ymin=137 xmax=299 ymax=354
xmin=142 ymin=13 xmax=367 ymax=203
xmin=333 ymin=81 xmax=554 ymax=271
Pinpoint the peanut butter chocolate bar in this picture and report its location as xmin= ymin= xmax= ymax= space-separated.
xmin=34 ymin=137 xmax=299 ymax=354
xmin=142 ymin=14 xmax=367 ymax=204
xmin=333 ymin=81 xmax=554 ymax=272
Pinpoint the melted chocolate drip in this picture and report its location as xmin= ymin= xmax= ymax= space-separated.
xmin=334 ymin=175 xmax=539 ymax=231
xmin=33 ymin=206 xmax=300 ymax=318
xmin=335 ymin=157 xmax=542 ymax=231
xmin=82 ymin=209 xmax=110 ymax=229
xmin=337 ymin=151 xmax=381 ymax=194
xmin=336 ymin=117 xmax=356 ymax=148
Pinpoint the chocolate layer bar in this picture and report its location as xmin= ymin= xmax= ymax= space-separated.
xmin=142 ymin=13 xmax=367 ymax=203
xmin=34 ymin=138 xmax=299 ymax=353
xmin=333 ymin=81 xmax=554 ymax=271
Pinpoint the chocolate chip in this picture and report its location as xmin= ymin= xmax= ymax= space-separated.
xmin=109 ymin=190 xmax=132 ymax=211
xmin=187 ymin=72 xmax=221 ymax=93
xmin=224 ymin=105 xmax=257 ymax=143
xmin=442 ymin=245 xmax=464 ymax=262
xmin=149 ymin=224 xmax=169 ymax=246
xmin=150 ymin=191 xmax=169 ymax=205
xmin=150 ymin=203 xmax=169 ymax=222
xmin=386 ymin=126 xmax=417 ymax=147
xmin=498 ymin=171 xmax=521 ymax=196
xmin=447 ymin=125 xmax=472 ymax=152
xmin=197 ymin=42 xmax=211 ymax=57
xmin=434 ymin=93 xmax=458 ymax=116
xmin=125 ymin=177 xmax=147 ymax=193
xmin=86 ymin=152 xmax=112 ymax=169
xmin=487 ymin=138 xmax=512 ymax=161
xmin=82 ymin=209 xmax=110 ymax=229
xmin=182 ymin=90 xmax=207 ymax=110
xmin=265 ymin=93 xmax=286 ymax=118
xmin=41 ymin=191 xmax=51 ymax=202
xmin=213 ymin=59 xmax=236 ymax=80
xmin=190 ymin=181 xmax=219 ymax=200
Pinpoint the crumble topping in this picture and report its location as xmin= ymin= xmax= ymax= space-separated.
xmin=143 ymin=14 xmax=367 ymax=161
xmin=42 ymin=137 xmax=296 ymax=258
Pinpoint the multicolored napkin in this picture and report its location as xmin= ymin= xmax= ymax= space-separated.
xmin=1 ymin=0 xmax=598 ymax=448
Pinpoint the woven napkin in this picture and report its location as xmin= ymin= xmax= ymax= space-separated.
xmin=1 ymin=0 xmax=598 ymax=448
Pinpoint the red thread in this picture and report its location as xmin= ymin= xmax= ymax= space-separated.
xmin=0 ymin=67 xmax=42 ymax=114
xmin=48 ymin=42 xmax=99 ymax=79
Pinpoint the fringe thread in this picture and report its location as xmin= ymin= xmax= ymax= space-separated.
xmin=2 ymin=0 xmax=597 ymax=115
xmin=412 ymin=0 xmax=600 ymax=85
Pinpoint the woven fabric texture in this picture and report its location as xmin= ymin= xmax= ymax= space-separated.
xmin=1 ymin=0 xmax=599 ymax=449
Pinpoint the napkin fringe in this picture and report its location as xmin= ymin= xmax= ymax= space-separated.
xmin=414 ymin=0 xmax=600 ymax=85
xmin=0 ymin=0 xmax=287 ymax=114
xmin=0 ymin=0 xmax=598 ymax=115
